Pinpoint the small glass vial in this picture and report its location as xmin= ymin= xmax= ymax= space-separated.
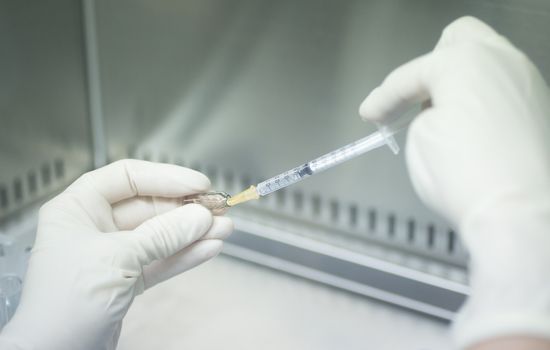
xmin=181 ymin=192 xmax=231 ymax=215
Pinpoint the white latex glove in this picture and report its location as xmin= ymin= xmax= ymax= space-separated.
xmin=0 ymin=159 xmax=233 ymax=350
xmin=359 ymin=17 xmax=550 ymax=348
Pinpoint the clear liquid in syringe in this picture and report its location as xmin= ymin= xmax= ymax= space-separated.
xmin=257 ymin=163 xmax=313 ymax=196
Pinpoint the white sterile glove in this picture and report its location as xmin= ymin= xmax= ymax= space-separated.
xmin=359 ymin=17 xmax=550 ymax=348
xmin=0 ymin=159 xmax=233 ymax=350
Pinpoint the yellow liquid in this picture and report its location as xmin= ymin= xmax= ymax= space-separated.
xmin=227 ymin=185 xmax=260 ymax=206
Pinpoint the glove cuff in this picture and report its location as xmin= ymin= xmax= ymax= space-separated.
xmin=455 ymin=191 xmax=550 ymax=348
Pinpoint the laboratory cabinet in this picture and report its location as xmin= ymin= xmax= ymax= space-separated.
xmin=1 ymin=0 xmax=550 ymax=341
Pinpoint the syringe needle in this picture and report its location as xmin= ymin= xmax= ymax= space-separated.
xmin=226 ymin=185 xmax=260 ymax=206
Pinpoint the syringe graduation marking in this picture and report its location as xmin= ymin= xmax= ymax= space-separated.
xmin=257 ymin=130 xmax=390 ymax=196
xmin=298 ymin=164 xmax=313 ymax=177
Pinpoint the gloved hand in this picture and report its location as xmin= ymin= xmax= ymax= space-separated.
xmin=359 ymin=17 xmax=550 ymax=348
xmin=0 ymin=159 xmax=233 ymax=350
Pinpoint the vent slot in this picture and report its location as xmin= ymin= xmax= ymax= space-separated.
xmin=329 ymin=200 xmax=339 ymax=222
xmin=387 ymin=214 xmax=396 ymax=237
xmin=427 ymin=224 xmax=436 ymax=248
xmin=27 ymin=171 xmax=38 ymax=194
xmin=0 ymin=186 xmax=8 ymax=209
xmin=275 ymin=188 xmax=286 ymax=207
xmin=349 ymin=204 xmax=358 ymax=227
xmin=293 ymin=191 xmax=304 ymax=211
xmin=448 ymin=230 xmax=456 ymax=253
xmin=407 ymin=219 xmax=415 ymax=243
xmin=54 ymin=159 xmax=65 ymax=179
xmin=41 ymin=163 xmax=51 ymax=186
xmin=368 ymin=209 xmax=377 ymax=232
xmin=13 ymin=178 xmax=23 ymax=202
xmin=311 ymin=194 xmax=321 ymax=216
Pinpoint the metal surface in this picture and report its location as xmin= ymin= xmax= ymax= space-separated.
xmin=118 ymin=255 xmax=453 ymax=350
xmin=225 ymin=225 xmax=467 ymax=320
xmin=0 ymin=1 xmax=94 ymax=221
xmin=83 ymin=0 xmax=107 ymax=168
xmin=96 ymin=0 xmax=550 ymax=228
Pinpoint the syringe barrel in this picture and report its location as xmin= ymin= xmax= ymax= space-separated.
xmin=256 ymin=163 xmax=312 ymax=196
xmin=256 ymin=129 xmax=398 ymax=197
xmin=309 ymin=132 xmax=385 ymax=173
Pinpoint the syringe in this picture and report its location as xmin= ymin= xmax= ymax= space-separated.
xmin=226 ymin=121 xmax=408 ymax=207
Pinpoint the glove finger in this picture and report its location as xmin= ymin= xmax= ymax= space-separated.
xmin=131 ymin=204 xmax=213 ymax=264
xmin=142 ymin=239 xmax=223 ymax=290
xmin=359 ymin=53 xmax=432 ymax=123
xmin=201 ymin=216 xmax=234 ymax=240
xmin=69 ymin=159 xmax=210 ymax=205
xmin=405 ymin=109 xmax=444 ymax=216
xmin=434 ymin=16 xmax=502 ymax=50
xmin=113 ymin=198 xmax=234 ymax=232
xmin=405 ymin=106 xmax=474 ymax=226
xmin=112 ymin=196 xmax=181 ymax=230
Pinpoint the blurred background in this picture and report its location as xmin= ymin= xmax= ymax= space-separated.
xmin=1 ymin=1 xmax=550 ymax=348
